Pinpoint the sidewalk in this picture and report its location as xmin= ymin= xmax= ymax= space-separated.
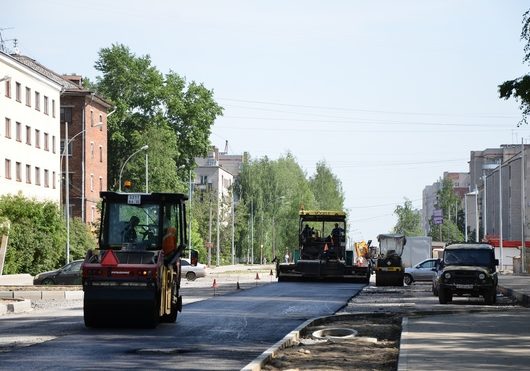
xmin=398 ymin=273 xmax=530 ymax=370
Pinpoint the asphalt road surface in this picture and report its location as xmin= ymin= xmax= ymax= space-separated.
xmin=0 ymin=282 xmax=364 ymax=370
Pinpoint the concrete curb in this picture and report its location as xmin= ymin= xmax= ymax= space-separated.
xmin=0 ymin=298 xmax=32 ymax=314
xmin=240 ymin=312 xmax=385 ymax=371
xmin=497 ymin=284 xmax=530 ymax=307
xmin=0 ymin=290 xmax=83 ymax=301
xmin=397 ymin=317 xmax=409 ymax=371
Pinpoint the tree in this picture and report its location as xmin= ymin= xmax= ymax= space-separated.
xmin=499 ymin=9 xmax=530 ymax=126
xmin=427 ymin=178 xmax=464 ymax=242
xmin=393 ymin=199 xmax=423 ymax=236
xmin=93 ymin=44 xmax=223 ymax=192
xmin=309 ymin=161 xmax=345 ymax=210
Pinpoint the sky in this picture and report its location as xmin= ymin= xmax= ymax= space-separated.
xmin=2 ymin=0 xmax=530 ymax=242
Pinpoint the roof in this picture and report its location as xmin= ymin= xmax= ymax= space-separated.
xmin=9 ymin=54 xmax=112 ymax=108
xmin=445 ymin=243 xmax=494 ymax=250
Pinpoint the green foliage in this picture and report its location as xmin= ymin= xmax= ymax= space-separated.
xmin=68 ymin=218 xmax=97 ymax=261
xmin=393 ymin=199 xmax=423 ymax=236
xmin=427 ymin=178 xmax=464 ymax=242
xmin=0 ymin=195 xmax=97 ymax=275
xmin=309 ymin=161 xmax=345 ymax=210
xmin=93 ymin=44 xmax=223 ymax=192
xmin=499 ymin=9 xmax=530 ymax=126
xmin=0 ymin=194 xmax=65 ymax=275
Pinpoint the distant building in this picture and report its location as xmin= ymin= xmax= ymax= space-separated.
xmin=9 ymin=54 xmax=111 ymax=224
xmin=0 ymin=51 xmax=62 ymax=202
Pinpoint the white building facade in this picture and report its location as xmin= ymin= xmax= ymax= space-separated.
xmin=0 ymin=52 xmax=62 ymax=202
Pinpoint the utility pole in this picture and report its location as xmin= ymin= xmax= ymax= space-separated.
xmin=231 ymin=190 xmax=235 ymax=265
xmin=216 ymin=188 xmax=220 ymax=267
xmin=208 ymin=193 xmax=212 ymax=266
xmin=499 ymin=159 xmax=504 ymax=271
xmin=251 ymin=198 xmax=254 ymax=264
xmin=522 ymin=140 xmax=527 ymax=273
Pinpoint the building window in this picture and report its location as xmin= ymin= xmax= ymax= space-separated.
xmin=99 ymin=145 xmax=103 ymax=162
xmin=52 ymin=171 xmax=56 ymax=189
xmin=91 ymin=206 xmax=96 ymax=223
xmin=16 ymin=162 xmax=21 ymax=182
xmin=99 ymin=176 xmax=103 ymax=191
xmin=52 ymin=99 xmax=56 ymax=118
xmin=5 ymin=80 xmax=10 ymax=98
xmin=99 ymin=114 xmax=103 ymax=131
xmin=52 ymin=135 xmax=56 ymax=153
xmin=4 ymin=118 xmax=11 ymax=138
xmin=35 ymin=167 xmax=40 ymax=186
xmin=5 ymin=159 xmax=11 ymax=179
xmin=26 ymin=164 xmax=31 ymax=184
xmin=90 ymin=142 xmax=94 ymax=159
xmin=16 ymin=122 xmax=21 ymax=141
xmin=60 ymin=107 xmax=72 ymax=123
xmin=44 ymin=133 xmax=49 ymax=151
xmin=90 ymin=110 xmax=94 ymax=126
xmin=26 ymin=125 xmax=31 ymax=145
xmin=15 ymin=82 xmax=21 ymax=102
xmin=25 ymin=87 xmax=31 ymax=106
xmin=200 ymin=175 xmax=208 ymax=185
xmin=90 ymin=174 xmax=94 ymax=192
xmin=44 ymin=169 xmax=49 ymax=188
xmin=44 ymin=96 xmax=49 ymax=115
xmin=35 ymin=129 xmax=40 ymax=148
xmin=35 ymin=92 xmax=40 ymax=111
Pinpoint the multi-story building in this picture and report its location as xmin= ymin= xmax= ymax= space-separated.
xmin=194 ymin=146 xmax=235 ymax=199
xmin=0 ymin=51 xmax=62 ymax=202
xmin=9 ymin=54 xmax=111 ymax=225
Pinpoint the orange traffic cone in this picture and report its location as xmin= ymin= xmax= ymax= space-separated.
xmin=236 ymin=281 xmax=241 ymax=290
xmin=255 ymin=272 xmax=260 ymax=280
xmin=270 ymin=269 xmax=273 ymax=276
xmin=324 ymin=244 xmax=329 ymax=252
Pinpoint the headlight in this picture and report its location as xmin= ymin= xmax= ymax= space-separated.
xmin=478 ymin=273 xmax=486 ymax=280
xmin=444 ymin=272 xmax=452 ymax=279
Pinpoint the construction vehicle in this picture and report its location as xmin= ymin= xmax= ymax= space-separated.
xmin=82 ymin=192 xmax=188 ymax=328
xmin=375 ymin=234 xmax=406 ymax=286
xmin=276 ymin=210 xmax=371 ymax=283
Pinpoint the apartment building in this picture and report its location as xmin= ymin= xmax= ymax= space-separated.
xmin=9 ymin=54 xmax=111 ymax=224
xmin=0 ymin=51 xmax=62 ymax=202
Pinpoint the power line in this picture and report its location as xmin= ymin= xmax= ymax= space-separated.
xmin=218 ymin=97 xmax=519 ymax=120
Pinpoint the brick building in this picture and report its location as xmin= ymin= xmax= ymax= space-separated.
xmin=10 ymin=55 xmax=111 ymax=225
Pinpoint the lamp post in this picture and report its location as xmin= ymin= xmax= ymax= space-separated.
xmin=272 ymin=196 xmax=285 ymax=259
xmin=118 ymin=145 xmax=149 ymax=192
xmin=62 ymin=122 xmax=103 ymax=264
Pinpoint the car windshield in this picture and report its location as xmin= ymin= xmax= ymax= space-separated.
xmin=444 ymin=249 xmax=492 ymax=266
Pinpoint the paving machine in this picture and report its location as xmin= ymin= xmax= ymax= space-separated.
xmin=82 ymin=192 xmax=188 ymax=327
xmin=375 ymin=234 xmax=406 ymax=286
xmin=276 ymin=209 xmax=370 ymax=283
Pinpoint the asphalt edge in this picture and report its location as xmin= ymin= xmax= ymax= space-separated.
xmin=497 ymin=284 xmax=530 ymax=307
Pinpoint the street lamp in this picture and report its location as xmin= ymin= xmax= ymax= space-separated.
xmin=118 ymin=145 xmax=149 ymax=192
xmin=272 ymin=196 xmax=286 ymax=259
xmin=62 ymin=122 xmax=103 ymax=264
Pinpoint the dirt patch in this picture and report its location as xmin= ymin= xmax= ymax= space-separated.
xmin=262 ymin=313 xmax=401 ymax=371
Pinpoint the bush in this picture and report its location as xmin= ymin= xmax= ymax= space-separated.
xmin=0 ymin=194 xmax=96 ymax=275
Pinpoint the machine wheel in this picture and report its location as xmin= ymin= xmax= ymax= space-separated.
xmin=484 ymin=288 xmax=497 ymax=305
xmin=438 ymin=288 xmax=452 ymax=304
xmin=41 ymin=278 xmax=55 ymax=285
xmin=403 ymin=274 xmax=413 ymax=286
xmin=144 ymin=299 xmax=160 ymax=328
xmin=186 ymin=271 xmax=196 ymax=281
xmin=83 ymin=306 xmax=98 ymax=328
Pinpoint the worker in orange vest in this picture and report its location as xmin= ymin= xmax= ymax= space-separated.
xmin=162 ymin=226 xmax=177 ymax=256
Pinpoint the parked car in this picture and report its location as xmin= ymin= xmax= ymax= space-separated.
xmin=33 ymin=260 xmax=84 ymax=285
xmin=181 ymin=258 xmax=206 ymax=281
xmin=404 ymin=258 xmax=438 ymax=285
xmin=432 ymin=243 xmax=498 ymax=305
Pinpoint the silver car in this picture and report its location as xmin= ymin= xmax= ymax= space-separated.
xmin=404 ymin=258 xmax=437 ymax=285
xmin=181 ymin=258 xmax=206 ymax=281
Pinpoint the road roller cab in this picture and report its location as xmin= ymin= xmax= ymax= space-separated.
xmin=82 ymin=192 xmax=188 ymax=327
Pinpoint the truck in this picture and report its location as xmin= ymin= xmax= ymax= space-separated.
xmin=82 ymin=191 xmax=188 ymax=328
xmin=276 ymin=209 xmax=371 ymax=283
xmin=374 ymin=234 xmax=406 ymax=286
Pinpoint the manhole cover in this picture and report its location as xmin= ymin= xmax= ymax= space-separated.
xmin=312 ymin=327 xmax=358 ymax=339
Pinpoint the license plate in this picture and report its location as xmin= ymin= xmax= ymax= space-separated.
xmin=456 ymin=284 xmax=473 ymax=289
